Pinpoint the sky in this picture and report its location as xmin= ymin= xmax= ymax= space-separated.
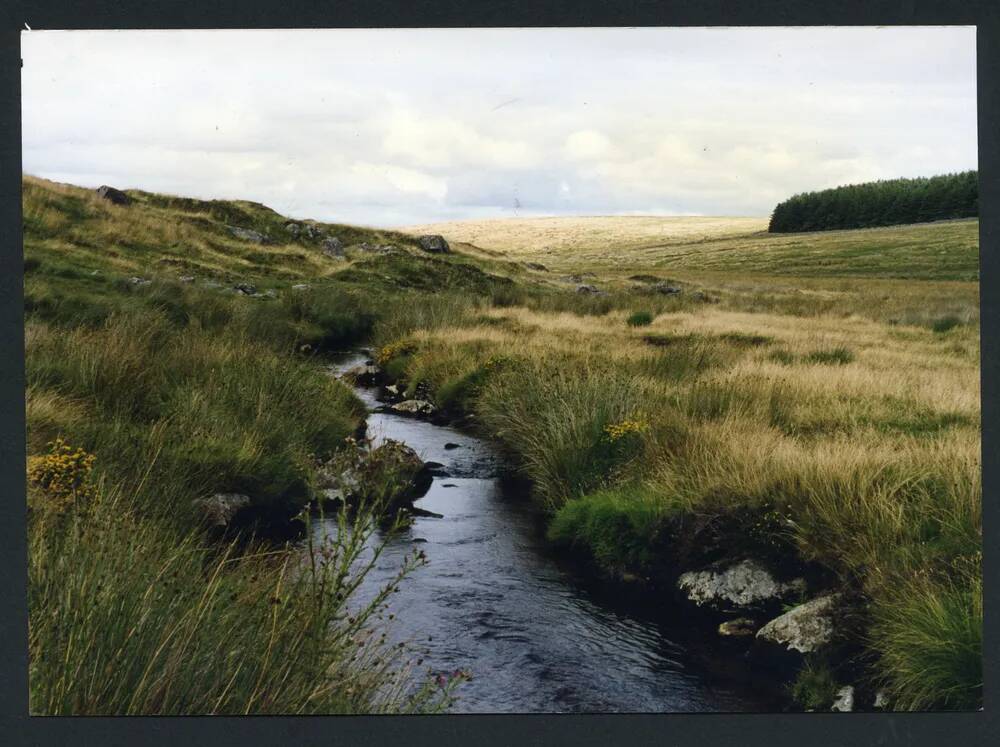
xmin=21 ymin=27 xmax=977 ymax=227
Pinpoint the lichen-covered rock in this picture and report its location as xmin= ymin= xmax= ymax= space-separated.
xmin=831 ymin=685 xmax=854 ymax=712
xmin=319 ymin=439 xmax=432 ymax=514
xmin=228 ymin=226 xmax=268 ymax=244
xmin=418 ymin=235 xmax=450 ymax=254
xmin=96 ymin=185 xmax=130 ymax=205
xmin=196 ymin=493 xmax=251 ymax=528
xmin=322 ymin=236 xmax=344 ymax=258
xmin=391 ymin=399 xmax=437 ymax=417
xmin=718 ymin=618 xmax=758 ymax=637
xmin=677 ymin=559 xmax=805 ymax=612
xmin=576 ymin=284 xmax=600 ymax=294
xmin=755 ymin=593 xmax=840 ymax=654
xmin=341 ymin=364 xmax=381 ymax=385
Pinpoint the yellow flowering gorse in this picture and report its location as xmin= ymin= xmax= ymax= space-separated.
xmin=376 ymin=340 xmax=416 ymax=367
xmin=603 ymin=419 xmax=649 ymax=442
xmin=27 ymin=437 xmax=97 ymax=512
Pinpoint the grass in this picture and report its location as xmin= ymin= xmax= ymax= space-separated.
xmin=373 ymin=261 xmax=980 ymax=710
xmin=24 ymin=175 xmax=982 ymax=712
xmin=627 ymin=310 xmax=654 ymax=327
xmin=22 ymin=175 xmax=508 ymax=714
xmin=28 ymin=475 xmax=456 ymax=714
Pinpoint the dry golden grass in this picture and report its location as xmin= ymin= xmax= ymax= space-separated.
xmin=403 ymin=215 xmax=767 ymax=258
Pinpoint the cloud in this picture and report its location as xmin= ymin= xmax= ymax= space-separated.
xmin=21 ymin=27 xmax=977 ymax=225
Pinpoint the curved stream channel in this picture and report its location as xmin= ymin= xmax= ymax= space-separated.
xmin=317 ymin=353 xmax=778 ymax=713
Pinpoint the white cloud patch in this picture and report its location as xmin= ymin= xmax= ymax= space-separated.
xmin=21 ymin=27 xmax=976 ymax=225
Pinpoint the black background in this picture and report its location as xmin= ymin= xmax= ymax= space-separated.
xmin=1 ymin=2 xmax=996 ymax=745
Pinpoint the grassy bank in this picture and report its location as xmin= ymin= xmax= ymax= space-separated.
xmin=23 ymin=176 xmax=520 ymax=713
xmin=377 ymin=218 xmax=982 ymax=710
xmin=24 ymin=175 xmax=981 ymax=712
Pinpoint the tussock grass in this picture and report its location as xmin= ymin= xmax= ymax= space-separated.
xmin=377 ymin=288 xmax=980 ymax=710
xmin=28 ymin=480 xmax=454 ymax=714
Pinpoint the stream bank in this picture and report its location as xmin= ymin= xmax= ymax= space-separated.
xmin=316 ymin=351 xmax=787 ymax=713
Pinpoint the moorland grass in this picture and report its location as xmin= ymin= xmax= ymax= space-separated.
xmin=375 ymin=299 xmax=981 ymax=709
xmin=24 ymin=175 xmax=982 ymax=712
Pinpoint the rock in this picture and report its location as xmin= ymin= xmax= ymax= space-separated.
xmin=873 ymin=690 xmax=889 ymax=710
xmin=96 ymin=185 xmax=130 ymax=205
xmin=260 ymin=289 xmax=278 ymax=299
xmin=418 ymin=235 xmax=450 ymax=254
xmin=228 ymin=226 xmax=268 ymax=244
xmin=755 ymin=593 xmax=840 ymax=654
xmin=576 ymin=284 xmax=600 ymax=294
xmin=409 ymin=506 xmax=444 ymax=519
xmin=391 ymin=399 xmax=437 ymax=417
xmin=524 ymin=262 xmax=548 ymax=272
xmin=291 ymin=283 xmax=311 ymax=291
xmin=413 ymin=537 xmax=429 ymax=543
xmin=654 ymin=283 xmax=682 ymax=295
xmin=422 ymin=460 xmax=449 ymax=477
xmin=718 ymin=618 xmax=759 ymax=637
xmin=178 ymin=275 xmax=195 ymax=283
xmin=377 ymin=244 xmax=399 ymax=255
xmin=196 ymin=492 xmax=251 ymax=528
xmin=322 ymin=236 xmax=345 ymax=258
xmin=285 ymin=222 xmax=301 ymax=236
xmin=831 ymin=685 xmax=854 ymax=713
xmin=301 ymin=224 xmax=323 ymax=240
xmin=341 ymin=364 xmax=380 ymax=385
xmin=444 ymin=442 xmax=461 ymax=450
xmin=233 ymin=282 xmax=257 ymax=296
xmin=677 ymin=559 xmax=805 ymax=612
xmin=441 ymin=483 xmax=458 ymax=488
xmin=128 ymin=276 xmax=151 ymax=286
xmin=385 ymin=383 xmax=400 ymax=396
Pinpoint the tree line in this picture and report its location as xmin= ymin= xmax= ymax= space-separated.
xmin=768 ymin=171 xmax=978 ymax=233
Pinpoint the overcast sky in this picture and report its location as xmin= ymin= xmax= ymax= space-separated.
xmin=21 ymin=27 xmax=976 ymax=226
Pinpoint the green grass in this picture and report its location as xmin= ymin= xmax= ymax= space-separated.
xmin=547 ymin=486 xmax=668 ymax=571
xmin=28 ymin=480 xmax=455 ymax=714
xmin=626 ymin=310 xmax=654 ymax=327
xmin=24 ymin=174 xmax=982 ymax=713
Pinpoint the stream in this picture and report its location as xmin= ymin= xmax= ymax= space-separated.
xmin=316 ymin=352 xmax=778 ymax=713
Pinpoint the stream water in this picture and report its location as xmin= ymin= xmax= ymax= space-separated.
xmin=316 ymin=353 xmax=777 ymax=713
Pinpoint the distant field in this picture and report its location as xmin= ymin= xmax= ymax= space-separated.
xmin=403 ymin=216 xmax=767 ymax=254
xmin=403 ymin=216 xmax=979 ymax=282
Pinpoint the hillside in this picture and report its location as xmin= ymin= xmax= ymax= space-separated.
xmin=402 ymin=215 xmax=979 ymax=282
xmin=24 ymin=176 xmax=982 ymax=714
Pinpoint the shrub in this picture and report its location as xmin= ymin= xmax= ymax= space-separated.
xmin=627 ymin=311 xmax=654 ymax=327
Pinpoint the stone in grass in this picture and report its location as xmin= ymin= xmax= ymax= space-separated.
xmin=418 ymin=235 xmax=450 ymax=254
xmin=677 ymin=559 xmax=806 ymax=612
xmin=322 ymin=236 xmax=345 ymax=258
xmin=196 ymin=493 xmax=251 ymax=528
xmin=96 ymin=185 xmax=130 ymax=205
xmin=228 ymin=225 xmax=269 ymax=244
xmin=755 ymin=593 xmax=841 ymax=655
xmin=576 ymin=284 xmax=600 ymax=294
